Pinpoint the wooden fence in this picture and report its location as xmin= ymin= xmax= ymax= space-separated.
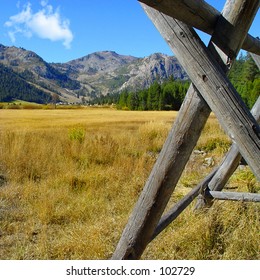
xmin=112 ymin=0 xmax=260 ymax=260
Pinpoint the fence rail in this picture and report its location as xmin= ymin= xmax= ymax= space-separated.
xmin=204 ymin=190 xmax=260 ymax=203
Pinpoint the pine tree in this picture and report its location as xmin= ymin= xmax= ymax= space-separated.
xmin=147 ymin=81 xmax=161 ymax=110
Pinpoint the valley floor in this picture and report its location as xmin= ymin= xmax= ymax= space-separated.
xmin=0 ymin=108 xmax=259 ymax=259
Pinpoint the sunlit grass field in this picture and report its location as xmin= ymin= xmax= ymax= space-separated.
xmin=0 ymin=108 xmax=259 ymax=259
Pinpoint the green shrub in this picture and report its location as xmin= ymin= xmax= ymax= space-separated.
xmin=68 ymin=126 xmax=86 ymax=143
xmin=197 ymin=137 xmax=231 ymax=153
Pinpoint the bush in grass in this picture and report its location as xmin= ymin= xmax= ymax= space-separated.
xmin=68 ymin=126 xmax=86 ymax=143
xmin=197 ymin=137 xmax=231 ymax=153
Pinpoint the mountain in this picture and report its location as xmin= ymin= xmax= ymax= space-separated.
xmin=119 ymin=52 xmax=188 ymax=91
xmin=0 ymin=44 xmax=81 ymax=103
xmin=52 ymin=51 xmax=139 ymax=98
xmin=53 ymin=51 xmax=188 ymax=98
xmin=0 ymin=44 xmax=188 ymax=103
xmin=0 ymin=62 xmax=52 ymax=103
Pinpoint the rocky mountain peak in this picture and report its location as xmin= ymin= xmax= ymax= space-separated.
xmin=67 ymin=51 xmax=139 ymax=74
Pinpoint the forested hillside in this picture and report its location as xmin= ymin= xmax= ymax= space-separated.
xmin=0 ymin=63 xmax=52 ymax=103
xmin=0 ymin=44 xmax=81 ymax=103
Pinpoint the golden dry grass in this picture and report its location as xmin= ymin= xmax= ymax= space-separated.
xmin=0 ymin=108 xmax=259 ymax=260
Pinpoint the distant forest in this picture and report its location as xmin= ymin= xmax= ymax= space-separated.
xmin=90 ymin=78 xmax=190 ymax=111
xmin=92 ymin=53 xmax=259 ymax=111
xmin=0 ymin=62 xmax=80 ymax=104
xmin=0 ymin=63 xmax=51 ymax=104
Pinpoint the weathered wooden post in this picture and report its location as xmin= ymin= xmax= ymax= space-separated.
xmin=194 ymin=52 xmax=260 ymax=209
xmin=145 ymin=11 xmax=260 ymax=177
xmin=112 ymin=0 xmax=260 ymax=259
xmin=155 ymin=94 xmax=259 ymax=235
xmin=195 ymin=96 xmax=260 ymax=209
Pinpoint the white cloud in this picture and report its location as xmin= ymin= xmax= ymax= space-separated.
xmin=40 ymin=0 xmax=48 ymax=7
xmin=5 ymin=2 xmax=73 ymax=49
xmin=5 ymin=3 xmax=32 ymax=27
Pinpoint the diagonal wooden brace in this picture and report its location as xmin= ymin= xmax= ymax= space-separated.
xmin=139 ymin=0 xmax=260 ymax=55
xmin=194 ymin=53 xmax=260 ymax=209
xmin=155 ymin=96 xmax=260 ymax=228
xmin=151 ymin=13 xmax=260 ymax=178
xmin=154 ymin=98 xmax=260 ymax=235
xmin=112 ymin=1 xmax=260 ymax=260
xmin=155 ymin=90 xmax=259 ymax=234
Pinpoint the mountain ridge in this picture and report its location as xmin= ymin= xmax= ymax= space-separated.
xmin=0 ymin=44 xmax=188 ymax=103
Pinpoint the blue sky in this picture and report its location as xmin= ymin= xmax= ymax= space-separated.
xmin=1 ymin=0 xmax=259 ymax=63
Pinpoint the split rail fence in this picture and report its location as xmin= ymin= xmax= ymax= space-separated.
xmin=112 ymin=0 xmax=260 ymax=260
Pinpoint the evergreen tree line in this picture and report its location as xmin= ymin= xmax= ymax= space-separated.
xmin=228 ymin=53 xmax=259 ymax=109
xmin=117 ymin=79 xmax=190 ymax=110
xmin=92 ymin=53 xmax=259 ymax=111
xmin=90 ymin=78 xmax=190 ymax=111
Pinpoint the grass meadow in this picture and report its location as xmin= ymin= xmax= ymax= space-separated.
xmin=0 ymin=108 xmax=259 ymax=260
